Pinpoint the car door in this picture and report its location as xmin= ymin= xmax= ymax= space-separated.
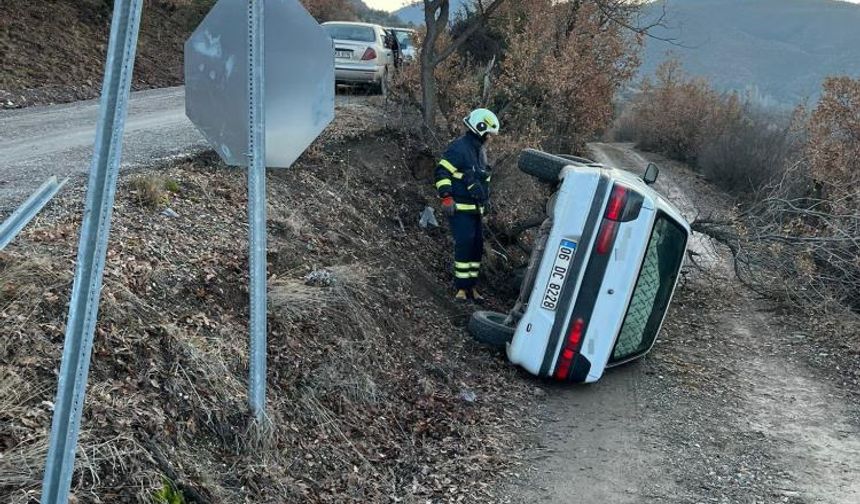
xmin=378 ymin=28 xmax=394 ymax=69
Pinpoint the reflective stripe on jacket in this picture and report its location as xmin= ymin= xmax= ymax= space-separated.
xmin=434 ymin=132 xmax=491 ymax=214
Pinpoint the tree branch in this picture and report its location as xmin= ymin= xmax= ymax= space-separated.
xmin=433 ymin=0 xmax=508 ymax=66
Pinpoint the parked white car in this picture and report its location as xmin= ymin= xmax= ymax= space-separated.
xmin=322 ymin=21 xmax=395 ymax=94
xmin=387 ymin=27 xmax=417 ymax=62
xmin=469 ymin=150 xmax=690 ymax=383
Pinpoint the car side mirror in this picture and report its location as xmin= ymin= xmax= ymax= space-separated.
xmin=643 ymin=162 xmax=659 ymax=185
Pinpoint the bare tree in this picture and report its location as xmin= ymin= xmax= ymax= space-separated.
xmin=691 ymin=165 xmax=860 ymax=312
xmin=420 ymin=0 xmax=507 ymax=128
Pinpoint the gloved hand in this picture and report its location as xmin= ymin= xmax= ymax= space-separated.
xmin=468 ymin=183 xmax=487 ymax=203
xmin=441 ymin=196 xmax=455 ymax=217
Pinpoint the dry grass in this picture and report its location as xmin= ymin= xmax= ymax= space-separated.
xmin=128 ymin=174 xmax=170 ymax=208
xmin=0 ymin=252 xmax=67 ymax=304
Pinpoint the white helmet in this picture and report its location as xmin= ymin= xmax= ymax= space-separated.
xmin=464 ymin=108 xmax=500 ymax=137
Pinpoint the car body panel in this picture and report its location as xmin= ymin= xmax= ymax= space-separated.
xmin=581 ymin=206 xmax=655 ymax=381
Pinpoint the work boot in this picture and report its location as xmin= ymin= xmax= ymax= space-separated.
xmin=471 ymin=288 xmax=485 ymax=303
xmin=455 ymin=289 xmax=469 ymax=302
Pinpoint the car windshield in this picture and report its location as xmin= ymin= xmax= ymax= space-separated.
xmin=324 ymin=24 xmax=376 ymax=43
xmin=394 ymin=31 xmax=412 ymax=48
xmin=610 ymin=213 xmax=687 ymax=363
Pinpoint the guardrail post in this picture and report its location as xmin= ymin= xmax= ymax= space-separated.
xmin=40 ymin=1 xmax=144 ymax=502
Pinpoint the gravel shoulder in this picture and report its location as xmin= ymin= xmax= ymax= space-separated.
xmin=504 ymin=142 xmax=860 ymax=503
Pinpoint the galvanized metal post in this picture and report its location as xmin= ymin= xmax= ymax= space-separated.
xmin=0 ymin=176 xmax=68 ymax=251
xmin=39 ymin=1 xmax=144 ymax=503
xmin=247 ymin=0 xmax=268 ymax=420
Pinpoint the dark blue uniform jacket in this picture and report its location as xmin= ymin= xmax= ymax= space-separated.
xmin=434 ymin=131 xmax=491 ymax=214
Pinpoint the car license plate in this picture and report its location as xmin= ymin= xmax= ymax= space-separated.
xmin=335 ymin=50 xmax=352 ymax=59
xmin=541 ymin=239 xmax=577 ymax=311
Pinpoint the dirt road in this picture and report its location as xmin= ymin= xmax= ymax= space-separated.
xmin=506 ymin=143 xmax=860 ymax=503
xmin=0 ymin=87 xmax=206 ymax=213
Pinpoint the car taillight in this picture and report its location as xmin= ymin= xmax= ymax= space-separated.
xmin=595 ymin=184 xmax=635 ymax=256
xmin=555 ymin=318 xmax=585 ymax=380
xmin=361 ymin=47 xmax=377 ymax=60
xmin=595 ymin=220 xmax=618 ymax=255
xmin=605 ymin=184 xmax=629 ymax=221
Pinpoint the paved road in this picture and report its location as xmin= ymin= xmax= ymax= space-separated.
xmin=0 ymin=87 xmax=206 ymax=214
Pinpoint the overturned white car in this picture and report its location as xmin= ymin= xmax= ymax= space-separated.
xmin=469 ymin=149 xmax=690 ymax=383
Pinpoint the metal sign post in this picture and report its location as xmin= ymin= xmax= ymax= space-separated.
xmin=185 ymin=0 xmax=335 ymax=420
xmin=40 ymin=1 xmax=144 ymax=502
xmin=246 ymin=0 xmax=267 ymax=420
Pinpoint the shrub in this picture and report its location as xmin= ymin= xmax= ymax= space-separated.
xmin=617 ymin=60 xmax=802 ymax=196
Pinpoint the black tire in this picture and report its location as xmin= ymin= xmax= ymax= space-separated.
xmin=518 ymin=149 xmax=571 ymax=182
xmin=469 ymin=310 xmax=515 ymax=348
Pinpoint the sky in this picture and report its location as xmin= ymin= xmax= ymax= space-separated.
xmin=362 ymin=0 xmax=860 ymax=13
xmin=364 ymin=0 xmax=413 ymax=12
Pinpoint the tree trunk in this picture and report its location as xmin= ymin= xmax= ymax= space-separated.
xmin=421 ymin=0 xmax=449 ymax=128
xmin=420 ymin=49 xmax=437 ymax=127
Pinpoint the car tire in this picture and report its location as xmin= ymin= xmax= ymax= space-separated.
xmin=518 ymin=149 xmax=571 ymax=183
xmin=468 ymin=310 xmax=515 ymax=348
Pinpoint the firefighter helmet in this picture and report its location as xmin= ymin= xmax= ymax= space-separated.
xmin=464 ymin=108 xmax=500 ymax=137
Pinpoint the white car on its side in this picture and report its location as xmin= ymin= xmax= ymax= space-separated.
xmin=322 ymin=21 xmax=395 ymax=94
xmin=469 ymin=149 xmax=690 ymax=383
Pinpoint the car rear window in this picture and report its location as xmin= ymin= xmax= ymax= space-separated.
xmin=324 ymin=24 xmax=376 ymax=43
xmin=610 ymin=213 xmax=687 ymax=363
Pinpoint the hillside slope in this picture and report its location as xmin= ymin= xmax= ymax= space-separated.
xmin=0 ymin=103 xmax=542 ymax=503
xmin=640 ymin=0 xmax=860 ymax=105
xmin=0 ymin=0 xmax=212 ymax=108
xmin=394 ymin=0 xmax=471 ymax=25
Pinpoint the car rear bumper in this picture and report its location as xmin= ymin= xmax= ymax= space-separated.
xmin=335 ymin=64 xmax=383 ymax=84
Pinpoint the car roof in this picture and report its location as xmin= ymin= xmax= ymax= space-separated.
xmin=321 ymin=21 xmax=381 ymax=29
xmin=386 ymin=27 xmax=416 ymax=32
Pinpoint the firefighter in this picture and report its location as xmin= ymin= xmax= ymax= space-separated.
xmin=434 ymin=108 xmax=500 ymax=302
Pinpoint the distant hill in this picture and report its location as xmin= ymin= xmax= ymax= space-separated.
xmin=394 ymin=0 xmax=472 ymax=26
xmin=639 ymin=0 xmax=860 ymax=106
xmin=351 ymin=0 xmax=410 ymax=26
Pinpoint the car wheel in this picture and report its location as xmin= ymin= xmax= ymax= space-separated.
xmin=468 ymin=310 xmax=515 ymax=348
xmin=518 ymin=149 xmax=572 ymax=183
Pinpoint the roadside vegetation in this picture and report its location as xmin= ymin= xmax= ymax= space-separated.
xmin=387 ymin=0 xmax=649 ymax=232
xmin=614 ymin=60 xmax=860 ymax=316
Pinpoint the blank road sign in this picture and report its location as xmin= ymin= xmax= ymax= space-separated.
xmin=185 ymin=0 xmax=335 ymax=168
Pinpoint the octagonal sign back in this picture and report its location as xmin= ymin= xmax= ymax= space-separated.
xmin=185 ymin=0 xmax=335 ymax=168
